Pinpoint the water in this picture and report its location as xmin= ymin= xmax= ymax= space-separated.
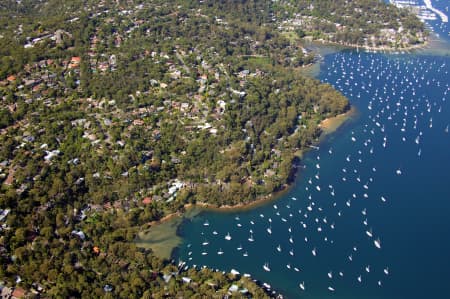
xmin=174 ymin=22 xmax=450 ymax=299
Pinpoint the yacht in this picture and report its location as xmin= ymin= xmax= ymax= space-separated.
xmin=299 ymin=282 xmax=305 ymax=291
xmin=263 ymin=263 xmax=271 ymax=272
xmin=267 ymin=226 xmax=272 ymax=235
xmin=374 ymin=238 xmax=381 ymax=249
xmin=328 ymin=286 xmax=335 ymax=292
xmin=312 ymin=247 xmax=317 ymax=256
xmin=248 ymin=233 xmax=254 ymax=242
xmin=276 ymin=245 xmax=281 ymax=252
xmin=203 ymin=220 xmax=209 ymax=226
xmin=225 ymin=233 xmax=232 ymax=241
xmin=217 ymin=248 xmax=224 ymax=255
xmin=237 ymin=245 xmax=243 ymax=251
xmin=243 ymin=251 xmax=248 ymax=257
xmin=366 ymin=229 xmax=373 ymax=238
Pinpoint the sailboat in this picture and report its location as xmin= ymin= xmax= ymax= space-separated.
xmin=217 ymin=248 xmax=224 ymax=255
xmin=263 ymin=263 xmax=271 ymax=272
xmin=299 ymin=282 xmax=305 ymax=291
xmin=225 ymin=232 xmax=232 ymax=241
xmin=248 ymin=233 xmax=254 ymax=242
xmin=374 ymin=238 xmax=381 ymax=249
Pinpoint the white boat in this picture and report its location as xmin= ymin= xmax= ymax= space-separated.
xmin=357 ymin=275 xmax=362 ymax=283
xmin=294 ymin=267 xmax=300 ymax=272
xmin=396 ymin=169 xmax=402 ymax=175
xmin=243 ymin=251 xmax=248 ymax=257
xmin=203 ymin=220 xmax=209 ymax=226
xmin=328 ymin=271 xmax=333 ymax=279
xmin=276 ymin=245 xmax=281 ymax=252
xmin=248 ymin=234 xmax=254 ymax=242
xmin=263 ymin=263 xmax=271 ymax=272
xmin=212 ymin=231 xmax=218 ymax=235
xmin=312 ymin=247 xmax=317 ymax=256
xmin=366 ymin=229 xmax=373 ymax=238
xmin=299 ymin=282 xmax=305 ymax=291
xmin=267 ymin=227 xmax=272 ymax=234
xmin=217 ymin=248 xmax=224 ymax=255
xmin=374 ymin=238 xmax=381 ymax=249
xmin=384 ymin=267 xmax=389 ymax=275
xmin=286 ymin=264 xmax=291 ymax=269
xmin=289 ymin=249 xmax=294 ymax=256
xmin=202 ymin=240 xmax=209 ymax=246
xmin=328 ymin=286 xmax=335 ymax=292
xmin=237 ymin=245 xmax=243 ymax=251
xmin=225 ymin=233 xmax=232 ymax=241
xmin=289 ymin=237 xmax=294 ymax=244
xmin=201 ymin=252 xmax=208 ymax=256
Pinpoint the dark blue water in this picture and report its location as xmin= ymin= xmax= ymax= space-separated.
xmin=175 ymin=23 xmax=450 ymax=299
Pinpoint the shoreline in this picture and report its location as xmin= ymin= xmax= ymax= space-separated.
xmin=319 ymin=106 xmax=357 ymax=135
xmin=311 ymin=38 xmax=430 ymax=53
